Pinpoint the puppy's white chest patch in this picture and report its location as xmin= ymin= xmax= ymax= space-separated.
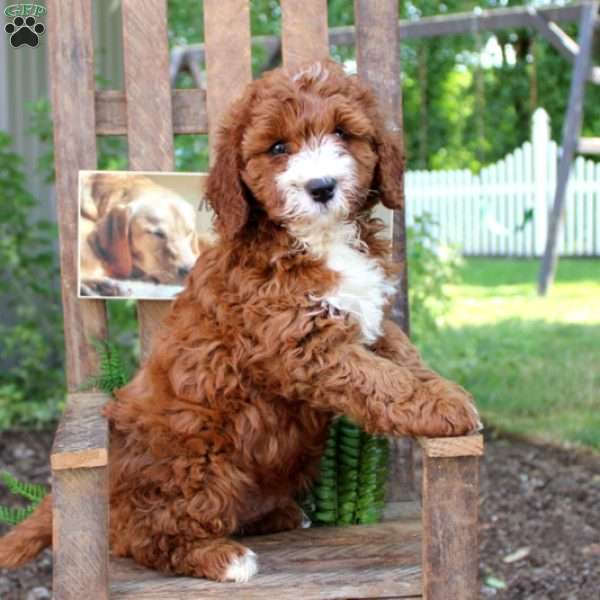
xmin=322 ymin=240 xmax=395 ymax=344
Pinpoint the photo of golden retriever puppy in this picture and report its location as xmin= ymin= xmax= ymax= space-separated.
xmin=78 ymin=171 xmax=211 ymax=298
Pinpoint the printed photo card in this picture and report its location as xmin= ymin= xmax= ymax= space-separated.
xmin=78 ymin=170 xmax=213 ymax=299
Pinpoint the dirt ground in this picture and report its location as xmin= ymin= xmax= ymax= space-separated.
xmin=1 ymin=428 xmax=599 ymax=600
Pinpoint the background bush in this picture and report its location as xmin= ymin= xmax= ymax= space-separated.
xmin=0 ymin=132 xmax=63 ymax=428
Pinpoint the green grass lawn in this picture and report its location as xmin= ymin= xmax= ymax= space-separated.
xmin=418 ymin=258 xmax=600 ymax=450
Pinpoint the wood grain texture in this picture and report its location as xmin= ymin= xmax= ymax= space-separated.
xmin=386 ymin=437 xmax=417 ymax=501
xmin=95 ymin=89 xmax=209 ymax=136
xmin=204 ymin=0 xmax=252 ymax=154
xmin=121 ymin=0 xmax=175 ymax=359
xmin=417 ymin=435 xmax=484 ymax=458
xmin=355 ymin=0 xmax=407 ymax=331
xmin=355 ymin=0 xmax=413 ymax=503
xmin=47 ymin=0 xmax=107 ymax=389
xmin=110 ymin=518 xmax=422 ymax=599
xmin=51 ymin=392 xmax=110 ymax=470
xmin=281 ymin=0 xmax=329 ymax=69
xmin=382 ymin=500 xmax=421 ymax=522
xmin=137 ymin=301 xmax=171 ymax=356
xmin=53 ymin=467 xmax=109 ymax=600
xmin=421 ymin=456 xmax=479 ymax=600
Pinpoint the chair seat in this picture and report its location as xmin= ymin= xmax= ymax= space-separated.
xmin=109 ymin=504 xmax=423 ymax=600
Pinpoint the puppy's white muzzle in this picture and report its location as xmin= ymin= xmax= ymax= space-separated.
xmin=276 ymin=135 xmax=356 ymax=222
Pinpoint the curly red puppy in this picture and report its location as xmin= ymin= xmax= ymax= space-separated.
xmin=0 ymin=60 xmax=479 ymax=582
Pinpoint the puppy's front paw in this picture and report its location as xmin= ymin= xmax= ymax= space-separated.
xmin=401 ymin=380 xmax=482 ymax=438
xmin=223 ymin=549 xmax=258 ymax=583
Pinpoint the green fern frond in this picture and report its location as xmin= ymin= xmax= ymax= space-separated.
xmin=0 ymin=471 xmax=48 ymax=527
xmin=0 ymin=471 xmax=48 ymax=503
xmin=83 ymin=339 xmax=129 ymax=395
xmin=0 ymin=505 xmax=35 ymax=527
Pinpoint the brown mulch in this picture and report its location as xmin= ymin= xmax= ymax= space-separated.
xmin=1 ymin=428 xmax=599 ymax=600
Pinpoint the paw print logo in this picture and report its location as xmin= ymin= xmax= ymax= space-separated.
xmin=5 ymin=15 xmax=45 ymax=48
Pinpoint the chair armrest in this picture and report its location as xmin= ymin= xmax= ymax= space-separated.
xmin=418 ymin=434 xmax=483 ymax=600
xmin=51 ymin=391 xmax=110 ymax=471
xmin=417 ymin=434 xmax=484 ymax=458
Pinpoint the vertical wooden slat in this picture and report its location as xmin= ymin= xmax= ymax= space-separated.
xmin=355 ymin=0 xmax=414 ymax=502
xmin=281 ymin=0 xmax=329 ymax=69
xmin=121 ymin=0 xmax=174 ymax=357
xmin=204 ymin=0 xmax=252 ymax=155
xmin=422 ymin=456 xmax=480 ymax=600
xmin=47 ymin=0 xmax=107 ymax=390
xmin=355 ymin=0 xmax=407 ymax=331
xmin=53 ymin=468 xmax=109 ymax=600
xmin=48 ymin=5 xmax=110 ymax=596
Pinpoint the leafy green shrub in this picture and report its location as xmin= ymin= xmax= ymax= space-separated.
xmin=0 ymin=132 xmax=64 ymax=429
xmin=408 ymin=213 xmax=462 ymax=339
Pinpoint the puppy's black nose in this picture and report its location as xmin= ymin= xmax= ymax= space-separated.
xmin=305 ymin=177 xmax=337 ymax=203
xmin=178 ymin=266 xmax=192 ymax=278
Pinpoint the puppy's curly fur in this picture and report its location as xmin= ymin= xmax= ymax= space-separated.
xmin=0 ymin=60 xmax=479 ymax=582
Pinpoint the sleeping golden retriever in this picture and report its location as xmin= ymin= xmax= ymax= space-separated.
xmin=79 ymin=174 xmax=201 ymax=294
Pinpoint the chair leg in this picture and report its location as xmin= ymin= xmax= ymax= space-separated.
xmin=52 ymin=467 xmax=110 ymax=600
xmin=420 ymin=438 xmax=481 ymax=600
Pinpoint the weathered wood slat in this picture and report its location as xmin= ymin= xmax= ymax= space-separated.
xmin=355 ymin=0 xmax=406 ymax=330
xmin=121 ymin=0 xmax=174 ymax=358
xmin=51 ymin=392 xmax=110 ymax=470
xmin=110 ymin=518 xmax=422 ymax=599
xmin=47 ymin=0 xmax=107 ymax=389
xmin=417 ymin=434 xmax=484 ymax=459
xmin=53 ymin=467 xmax=110 ymax=600
xmin=527 ymin=10 xmax=579 ymax=63
xmin=204 ymin=0 xmax=252 ymax=154
xmin=281 ymin=0 xmax=329 ymax=69
xmin=95 ymin=89 xmax=208 ymax=136
xmin=382 ymin=500 xmax=421 ymax=523
xmin=48 ymin=2 xmax=110 ymax=597
xmin=355 ymin=0 xmax=413 ymax=503
xmin=421 ymin=455 xmax=480 ymax=600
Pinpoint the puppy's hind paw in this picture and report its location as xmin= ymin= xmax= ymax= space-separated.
xmin=301 ymin=510 xmax=312 ymax=529
xmin=224 ymin=549 xmax=258 ymax=583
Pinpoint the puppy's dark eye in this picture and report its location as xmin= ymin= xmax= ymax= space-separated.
xmin=334 ymin=127 xmax=348 ymax=140
xmin=269 ymin=141 xmax=287 ymax=156
xmin=151 ymin=229 xmax=167 ymax=239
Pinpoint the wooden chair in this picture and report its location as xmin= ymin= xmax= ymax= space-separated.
xmin=47 ymin=1 xmax=484 ymax=598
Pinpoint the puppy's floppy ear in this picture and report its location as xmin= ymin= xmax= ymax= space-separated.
xmin=205 ymin=92 xmax=254 ymax=240
xmin=94 ymin=204 xmax=133 ymax=278
xmin=373 ymin=125 xmax=405 ymax=210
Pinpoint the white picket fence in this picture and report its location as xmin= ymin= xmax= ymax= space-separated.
xmin=405 ymin=108 xmax=600 ymax=257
